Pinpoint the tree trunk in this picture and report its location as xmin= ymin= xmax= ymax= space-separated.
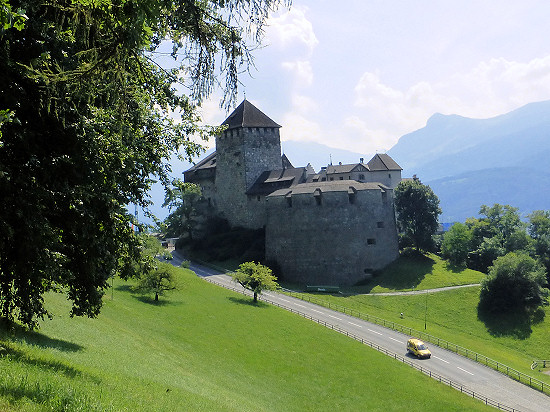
xmin=253 ymin=291 xmax=257 ymax=302
xmin=155 ymin=292 xmax=159 ymax=301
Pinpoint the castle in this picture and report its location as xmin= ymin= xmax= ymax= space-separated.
xmin=184 ymin=100 xmax=401 ymax=286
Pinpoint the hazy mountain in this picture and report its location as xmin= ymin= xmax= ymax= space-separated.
xmin=388 ymin=100 xmax=550 ymax=222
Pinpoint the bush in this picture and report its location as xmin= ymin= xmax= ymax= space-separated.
xmin=479 ymin=252 xmax=549 ymax=314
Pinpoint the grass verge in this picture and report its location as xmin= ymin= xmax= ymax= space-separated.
xmin=0 ymin=267 xmax=492 ymax=411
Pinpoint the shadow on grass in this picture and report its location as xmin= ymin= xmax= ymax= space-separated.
xmin=228 ymin=296 xmax=269 ymax=308
xmin=115 ymin=284 xmax=134 ymax=293
xmin=0 ymin=320 xmax=82 ymax=353
xmin=0 ymin=342 xmax=86 ymax=380
xmin=343 ymin=253 xmax=436 ymax=295
xmin=133 ymin=295 xmax=177 ymax=306
xmin=443 ymin=261 xmax=468 ymax=274
xmin=477 ymin=305 xmax=545 ymax=339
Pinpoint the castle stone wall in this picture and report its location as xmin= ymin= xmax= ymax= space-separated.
xmin=214 ymin=127 xmax=281 ymax=229
xmin=265 ymin=186 xmax=399 ymax=286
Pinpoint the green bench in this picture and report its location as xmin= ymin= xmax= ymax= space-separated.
xmin=306 ymin=285 xmax=340 ymax=293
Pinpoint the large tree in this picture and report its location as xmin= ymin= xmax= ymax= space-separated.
xmin=441 ymin=222 xmax=472 ymax=266
xmin=528 ymin=210 xmax=550 ymax=283
xmin=0 ymin=0 xmax=289 ymax=328
xmin=394 ymin=180 xmax=441 ymax=252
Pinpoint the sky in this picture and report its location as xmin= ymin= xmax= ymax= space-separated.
xmin=193 ymin=0 xmax=550 ymax=155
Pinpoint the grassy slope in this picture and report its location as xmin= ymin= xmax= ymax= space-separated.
xmin=0 ymin=268 xmax=492 ymax=411
xmin=295 ymin=253 xmax=550 ymax=383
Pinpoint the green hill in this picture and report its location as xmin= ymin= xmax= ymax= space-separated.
xmin=0 ymin=268 xmax=492 ymax=411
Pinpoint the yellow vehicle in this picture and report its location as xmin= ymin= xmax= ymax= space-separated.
xmin=407 ymin=338 xmax=431 ymax=359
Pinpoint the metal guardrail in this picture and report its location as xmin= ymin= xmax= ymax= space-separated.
xmin=532 ymin=360 xmax=550 ymax=370
xmin=283 ymin=290 xmax=550 ymax=396
xmin=201 ymin=276 xmax=518 ymax=412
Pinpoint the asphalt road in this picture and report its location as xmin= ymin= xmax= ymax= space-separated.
xmin=171 ymin=252 xmax=550 ymax=412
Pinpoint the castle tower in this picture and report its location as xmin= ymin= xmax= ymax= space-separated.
xmin=215 ymin=100 xmax=282 ymax=228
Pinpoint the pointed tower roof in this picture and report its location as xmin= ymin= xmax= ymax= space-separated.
xmin=222 ymin=100 xmax=281 ymax=130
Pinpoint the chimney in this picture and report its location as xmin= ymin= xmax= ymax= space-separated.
xmin=360 ymin=157 xmax=364 ymax=163
xmin=339 ymin=162 xmax=342 ymax=165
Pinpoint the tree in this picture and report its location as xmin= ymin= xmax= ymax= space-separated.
xmin=394 ymin=180 xmax=441 ymax=252
xmin=466 ymin=204 xmax=532 ymax=273
xmin=162 ymin=180 xmax=202 ymax=239
xmin=0 ymin=0 xmax=289 ymax=328
xmin=441 ymin=222 xmax=472 ymax=266
xmin=134 ymin=263 xmax=177 ymax=302
xmin=479 ymin=252 xmax=548 ymax=314
xmin=528 ymin=210 xmax=550 ymax=283
xmin=231 ymin=262 xmax=278 ymax=302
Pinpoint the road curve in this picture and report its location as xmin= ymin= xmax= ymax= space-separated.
xmin=170 ymin=252 xmax=550 ymax=412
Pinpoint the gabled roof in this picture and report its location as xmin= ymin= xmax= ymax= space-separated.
xmin=184 ymin=151 xmax=216 ymax=173
xmin=246 ymin=167 xmax=306 ymax=196
xmin=326 ymin=163 xmax=369 ymax=174
xmin=222 ymin=100 xmax=281 ymax=130
xmin=281 ymin=153 xmax=294 ymax=169
xmin=367 ymin=153 xmax=402 ymax=171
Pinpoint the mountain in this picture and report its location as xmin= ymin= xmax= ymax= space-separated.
xmin=388 ymin=100 xmax=550 ymax=222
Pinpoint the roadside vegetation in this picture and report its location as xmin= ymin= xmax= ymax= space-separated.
xmin=0 ymin=268 xmax=492 ymax=411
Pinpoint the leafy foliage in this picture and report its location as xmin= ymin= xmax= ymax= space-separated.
xmin=162 ymin=180 xmax=202 ymax=239
xmin=394 ymin=180 xmax=441 ymax=252
xmin=231 ymin=261 xmax=278 ymax=302
xmin=441 ymin=222 xmax=472 ymax=266
xmin=0 ymin=0 xmax=289 ymax=328
xmin=479 ymin=252 xmax=548 ymax=314
xmin=133 ymin=262 xmax=177 ymax=302
xmin=528 ymin=210 xmax=550 ymax=282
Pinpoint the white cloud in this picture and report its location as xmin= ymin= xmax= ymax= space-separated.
xmin=281 ymin=60 xmax=314 ymax=86
xmin=265 ymin=6 xmax=318 ymax=56
xmin=279 ymin=112 xmax=323 ymax=143
xmin=348 ymin=54 xmax=550 ymax=152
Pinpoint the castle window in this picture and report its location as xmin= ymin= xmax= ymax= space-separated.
xmin=388 ymin=173 xmax=392 ymax=179
xmin=359 ymin=174 xmax=365 ymax=181
xmin=339 ymin=176 xmax=344 ymax=180
xmin=377 ymin=221 xmax=384 ymax=228
xmin=321 ymin=177 xmax=326 ymax=181
xmin=314 ymin=188 xmax=322 ymax=206
xmin=330 ymin=177 xmax=334 ymax=181
xmin=367 ymin=238 xmax=377 ymax=245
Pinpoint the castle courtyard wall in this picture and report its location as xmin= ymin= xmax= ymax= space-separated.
xmin=265 ymin=185 xmax=399 ymax=286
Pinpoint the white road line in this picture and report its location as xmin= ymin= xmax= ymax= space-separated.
xmin=367 ymin=328 xmax=383 ymax=336
xmin=279 ymin=298 xmax=291 ymax=303
xmin=294 ymin=303 xmax=306 ymax=308
xmin=457 ymin=367 xmax=474 ymax=376
xmin=348 ymin=322 xmax=363 ymax=328
xmin=328 ymin=315 xmax=342 ymax=320
xmin=310 ymin=309 xmax=324 ymax=314
xmin=433 ymin=356 xmax=449 ymax=364
xmin=389 ymin=337 xmax=402 ymax=343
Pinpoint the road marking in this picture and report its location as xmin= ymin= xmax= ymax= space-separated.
xmin=348 ymin=322 xmax=363 ymax=328
xmin=294 ymin=303 xmax=306 ymax=308
xmin=389 ymin=337 xmax=402 ymax=343
xmin=457 ymin=367 xmax=474 ymax=375
xmin=433 ymin=356 xmax=449 ymax=364
xmin=328 ymin=315 xmax=342 ymax=320
xmin=279 ymin=298 xmax=291 ymax=303
xmin=310 ymin=309 xmax=324 ymax=314
xmin=367 ymin=328 xmax=383 ymax=336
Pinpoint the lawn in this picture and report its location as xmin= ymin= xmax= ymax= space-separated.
xmin=0 ymin=267 xmax=492 ymax=411
xmin=289 ymin=253 xmax=550 ymax=386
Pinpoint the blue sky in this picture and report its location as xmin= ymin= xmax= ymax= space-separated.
xmin=143 ymin=1 xmax=550 ymax=224
xmin=190 ymin=0 xmax=550 ymax=155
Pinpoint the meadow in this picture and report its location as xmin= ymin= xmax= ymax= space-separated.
xmin=0 ymin=266 xmax=493 ymax=411
xmin=291 ymin=253 xmax=550 ymax=383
